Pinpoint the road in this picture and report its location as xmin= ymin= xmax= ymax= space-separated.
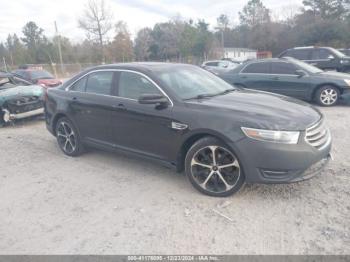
xmin=0 ymin=102 xmax=349 ymax=254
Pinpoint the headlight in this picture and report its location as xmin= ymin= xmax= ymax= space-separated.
xmin=344 ymin=79 xmax=350 ymax=86
xmin=340 ymin=60 xmax=350 ymax=64
xmin=241 ymin=127 xmax=300 ymax=144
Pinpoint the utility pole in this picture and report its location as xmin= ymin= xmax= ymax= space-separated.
xmin=54 ymin=21 xmax=64 ymax=76
xmin=2 ymin=57 xmax=7 ymax=72
xmin=215 ymin=26 xmax=225 ymax=58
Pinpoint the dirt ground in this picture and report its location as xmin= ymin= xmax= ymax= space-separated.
xmin=0 ymin=99 xmax=349 ymax=255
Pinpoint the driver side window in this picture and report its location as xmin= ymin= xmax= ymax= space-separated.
xmin=118 ymin=72 xmax=161 ymax=100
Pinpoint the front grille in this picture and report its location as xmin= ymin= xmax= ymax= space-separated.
xmin=305 ymin=120 xmax=331 ymax=150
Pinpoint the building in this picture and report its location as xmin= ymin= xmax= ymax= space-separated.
xmin=223 ymin=47 xmax=257 ymax=62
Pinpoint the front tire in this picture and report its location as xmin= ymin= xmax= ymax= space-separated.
xmin=315 ymin=85 xmax=340 ymax=106
xmin=185 ymin=137 xmax=245 ymax=197
xmin=55 ymin=117 xmax=84 ymax=156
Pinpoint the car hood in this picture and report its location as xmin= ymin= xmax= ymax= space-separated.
xmin=186 ymin=89 xmax=322 ymax=131
xmin=317 ymin=71 xmax=350 ymax=80
xmin=0 ymin=85 xmax=43 ymax=105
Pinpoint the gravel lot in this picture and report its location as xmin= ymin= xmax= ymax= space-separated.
xmin=0 ymin=98 xmax=349 ymax=255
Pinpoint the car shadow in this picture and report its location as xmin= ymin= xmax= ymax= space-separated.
xmin=340 ymin=94 xmax=350 ymax=105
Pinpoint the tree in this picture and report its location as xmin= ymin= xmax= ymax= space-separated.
xmin=6 ymin=34 xmax=28 ymax=65
xmin=134 ymin=28 xmax=153 ymax=61
xmin=239 ymin=0 xmax=271 ymax=27
xmin=107 ymin=21 xmax=133 ymax=62
xmin=303 ymin=0 xmax=350 ymax=19
xmin=21 ymin=21 xmax=46 ymax=63
xmin=78 ymin=0 xmax=113 ymax=63
xmin=217 ymin=14 xmax=230 ymax=29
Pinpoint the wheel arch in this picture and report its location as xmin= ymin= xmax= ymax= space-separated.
xmin=176 ymin=130 xmax=235 ymax=172
xmin=311 ymin=83 xmax=342 ymax=100
xmin=52 ymin=112 xmax=71 ymax=136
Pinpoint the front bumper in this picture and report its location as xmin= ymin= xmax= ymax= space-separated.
xmin=3 ymin=107 xmax=44 ymax=121
xmin=230 ymin=133 xmax=332 ymax=184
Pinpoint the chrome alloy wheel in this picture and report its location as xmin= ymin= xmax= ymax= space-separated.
xmin=320 ymin=88 xmax=338 ymax=105
xmin=56 ymin=121 xmax=77 ymax=154
xmin=190 ymin=146 xmax=241 ymax=194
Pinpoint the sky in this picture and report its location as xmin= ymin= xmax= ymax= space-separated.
xmin=0 ymin=0 xmax=303 ymax=43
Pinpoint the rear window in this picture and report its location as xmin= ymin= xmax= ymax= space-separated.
xmin=242 ymin=62 xmax=270 ymax=74
xmin=30 ymin=70 xmax=54 ymax=80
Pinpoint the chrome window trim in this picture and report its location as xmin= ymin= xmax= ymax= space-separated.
xmin=65 ymin=69 xmax=174 ymax=107
xmin=239 ymin=61 xmax=308 ymax=77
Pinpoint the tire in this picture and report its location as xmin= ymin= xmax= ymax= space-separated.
xmin=55 ymin=117 xmax=84 ymax=156
xmin=185 ymin=137 xmax=245 ymax=197
xmin=315 ymin=85 xmax=340 ymax=107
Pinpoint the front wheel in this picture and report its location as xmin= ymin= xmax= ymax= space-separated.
xmin=315 ymin=86 xmax=340 ymax=106
xmin=185 ymin=137 xmax=245 ymax=197
xmin=55 ymin=117 xmax=84 ymax=156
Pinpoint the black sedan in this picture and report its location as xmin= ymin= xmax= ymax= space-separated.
xmin=45 ymin=63 xmax=331 ymax=197
xmin=219 ymin=57 xmax=350 ymax=106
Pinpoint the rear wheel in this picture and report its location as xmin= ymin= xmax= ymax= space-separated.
xmin=315 ymin=85 xmax=340 ymax=106
xmin=55 ymin=117 xmax=84 ymax=156
xmin=185 ymin=137 xmax=245 ymax=197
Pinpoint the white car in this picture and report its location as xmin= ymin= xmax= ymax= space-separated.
xmin=201 ymin=60 xmax=239 ymax=75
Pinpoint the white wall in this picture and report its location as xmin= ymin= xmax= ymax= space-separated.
xmin=224 ymin=50 xmax=257 ymax=62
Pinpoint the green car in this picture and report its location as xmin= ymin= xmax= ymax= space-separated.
xmin=0 ymin=72 xmax=44 ymax=126
xmin=219 ymin=57 xmax=350 ymax=106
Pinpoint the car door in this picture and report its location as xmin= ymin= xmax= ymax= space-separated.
xmin=68 ymin=70 xmax=116 ymax=146
xmin=311 ymin=49 xmax=338 ymax=71
xmin=238 ymin=62 xmax=272 ymax=91
xmin=111 ymin=70 xmax=176 ymax=161
xmin=267 ymin=62 xmax=313 ymax=99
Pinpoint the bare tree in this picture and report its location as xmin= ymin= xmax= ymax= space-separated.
xmin=78 ymin=0 xmax=113 ymax=63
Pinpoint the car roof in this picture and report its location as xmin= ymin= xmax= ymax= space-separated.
xmin=89 ymin=62 xmax=197 ymax=73
xmin=244 ymin=58 xmax=291 ymax=64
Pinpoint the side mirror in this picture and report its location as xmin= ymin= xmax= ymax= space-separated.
xmin=295 ymin=69 xmax=307 ymax=78
xmin=138 ymin=94 xmax=168 ymax=106
xmin=328 ymin=55 xmax=335 ymax=60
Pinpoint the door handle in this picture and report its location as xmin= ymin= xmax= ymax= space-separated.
xmin=72 ymin=97 xmax=78 ymax=101
xmin=271 ymin=76 xmax=280 ymax=80
xmin=113 ymin=103 xmax=127 ymax=110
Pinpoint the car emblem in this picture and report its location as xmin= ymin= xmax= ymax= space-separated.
xmin=171 ymin=122 xmax=188 ymax=130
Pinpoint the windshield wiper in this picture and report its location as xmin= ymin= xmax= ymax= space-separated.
xmin=184 ymin=93 xmax=217 ymax=100
xmin=184 ymin=89 xmax=238 ymax=100
xmin=218 ymin=88 xmax=237 ymax=95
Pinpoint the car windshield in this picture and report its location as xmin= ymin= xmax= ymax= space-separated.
xmin=288 ymin=58 xmax=323 ymax=74
xmin=0 ymin=77 xmax=15 ymax=89
xmin=156 ymin=66 xmax=236 ymax=100
xmin=30 ymin=70 xmax=54 ymax=80
xmin=328 ymin=47 xmax=346 ymax=58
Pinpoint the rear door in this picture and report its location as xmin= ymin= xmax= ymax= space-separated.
xmin=111 ymin=71 xmax=176 ymax=161
xmin=68 ymin=70 xmax=116 ymax=146
xmin=238 ymin=62 xmax=272 ymax=91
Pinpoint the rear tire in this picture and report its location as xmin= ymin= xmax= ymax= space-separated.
xmin=185 ymin=137 xmax=245 ymax=197
xmin=55 ymin=117 xmax=84 ymax=156
xmin=315 ymin=85 xmax=340 ymax=107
